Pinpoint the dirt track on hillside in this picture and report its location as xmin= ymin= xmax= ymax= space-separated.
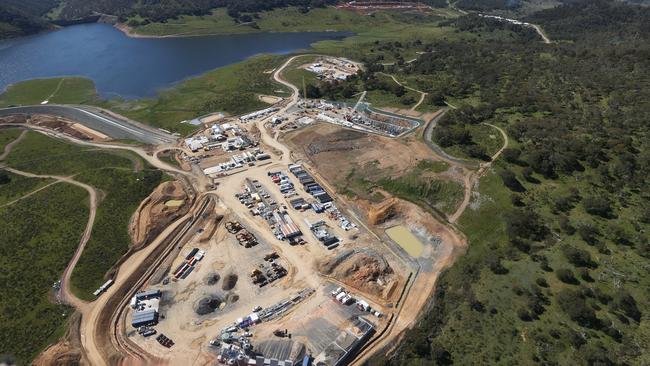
xmin=2 ymin=167 xmax=99 ymax=311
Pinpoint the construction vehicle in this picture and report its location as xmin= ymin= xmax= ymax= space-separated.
xmin=264 ymin=252 xmax=279 ymax=261
xmin=273 ymin=329 xmax=289 ymax=338
xmin=225 ymin=221 xmax=242 ymax=234
xmin=250 ymin=269 xmax=266 ymax=284
xmin=235 ymin=230 xmax=258 ymax=248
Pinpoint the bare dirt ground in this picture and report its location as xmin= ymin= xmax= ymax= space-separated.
xmin=279 ymin=117 xmax=474 ymax=366
xmin=129 ymin=180 xmax=190 ymax=249
xmin=1 ymin=114 xmax=109 ymax=142
xmin=200 ymin=113 xmax=225 ymax=124
xmin=258 ymin=94 xmax=284 ymax=104
xmin=283 ymin=122 xmax=445 ymax=183
xmin=32 ymin=312 xmax=84 ymax=366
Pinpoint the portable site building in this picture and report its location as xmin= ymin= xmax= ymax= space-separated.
xmin=336 ymin=292 xmax=346 ymax=302
xmin=186 ymin=248 xmax=199 ymax=260
xmin=323 ymin=236 xmax=339 ymax=246
xmin=135 ymin=290 xmax=162 ymax=301
xmin=290 ymin=198 xmax=306 ymax=209
xmin=315 ymin=193 xmax=333 ymax=204
xmin=131 ymin=309 xmax=158 ymax=328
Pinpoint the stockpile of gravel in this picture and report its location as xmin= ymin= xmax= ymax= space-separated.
xmin=195 ymin=295 xmax=223 ymax=315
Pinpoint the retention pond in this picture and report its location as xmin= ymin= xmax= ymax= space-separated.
xmin=385 ymin=225 xmax=424 ymax=257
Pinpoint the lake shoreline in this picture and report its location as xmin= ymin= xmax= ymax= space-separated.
xmin=113 ymin=23 xmax=188 ymax=39
xmin=0 ymin=23 xmax=352 ymax=99
xmin=113 ymin=21 xmax=351 ymax=39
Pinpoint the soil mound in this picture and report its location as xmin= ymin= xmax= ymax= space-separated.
xmin=225 ymin=292 xmax=239 ymax=304
xmin=206 ymin=273 xmax=221 ymax=286
xmin=195 ymin=295 xmax=223 ymax=315
xmin=319 ymin=250 xmax=396 ymax=298
xmin=129 ymin=181 xmax=189 ymax=249
xmin=222 ymin=273 xmax=238 ymax=291
xmin=366 ymin=197 xmax=399 ymax=225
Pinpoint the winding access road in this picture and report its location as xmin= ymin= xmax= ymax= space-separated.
xmin=1 ymin=167 xmax=98 ymax=310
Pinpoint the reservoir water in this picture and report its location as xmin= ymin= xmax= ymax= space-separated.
xmin=0 ymin=23 xmax=351 ymax=98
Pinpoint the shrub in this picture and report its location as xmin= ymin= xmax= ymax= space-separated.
xmin=511 ymin=194 xmax=525 ymax=207
xmin=401 ymin=96 xmax=416 ymax=105
xmin=502 ymin=148 xmax=521 ymax=164
xmin=511 ymin=238 xmax=531 ymax=254
xmin=467 ymin=145 xmax=491 ymax=161
xmin=594 ymin=288 xmax=612 ymax=305
xmin=556 ymin=289 xmax=600 ymax=328
xmin=556 ymin=268 xmax=579 ymax=285
xmin=578 ymin=268 xmax=594 ymax=282
xmin=504 ymin=209 xmax=548 ymax=241
xmin=577 ymin=224 xmax=599 ymax=245
xmin=499 ymin=169 xmax=525 ymax=192
xmin=535 ymin=277 xmax=549 ymax=288
xmin=611 ymin=290 xmax=641 ymax=322
xmin=517 ymin=307 xmax=533 ymax=321
xmin=558 ymin=214 xmax=575 ymax=234
xmin=0 ymin=171 xmax=9 ymax=185
xmin=521 ymin=166 xmax=539 ymax=183
xmin=430 ymin=342 xmax=453 ymax=365
xmin=561 ymin=244 xmax=595 ymax=268
xmin=486 ymin=253 xmax=508 ymax=274
xmin=583 ymin=196 xmax=613 ymax=218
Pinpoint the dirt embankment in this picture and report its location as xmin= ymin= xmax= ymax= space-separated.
xmin=129 ymin=180 xmax=191 ymax=250
xmin=364 ymin=197 xmax=399 ymax=225
xmin=1 ymin=114 xmax=109 ymax=141
xmin=319 ymin=249 xmax=398 ymax=300
xmin=32 ymin=312 xmax=84 ymax=366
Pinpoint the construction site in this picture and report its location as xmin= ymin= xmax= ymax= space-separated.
xmin=12 ymin=54 xmax=474 ymax=366
xmin=120 ymin=62 xmax=461 ymax=365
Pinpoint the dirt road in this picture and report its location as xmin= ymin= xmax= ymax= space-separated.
xmin=0 ymin=122 xmax=206 ymax=365
xmin=0 ymin=129 xmax=27 ymax=160
xmin=353 ymin=96 xmax=509 ymax=366
xmin=530 ymin=24 xmax=551 ymax=44
xmin=448 ymin=123 xmax=508 ymax=223
xmin=2 ymin=167 xmax=98 ymax=310
xmin=0 ymin=180 xmax=60 ymax=208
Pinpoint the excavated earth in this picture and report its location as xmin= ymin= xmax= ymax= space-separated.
xmin=318 ymin=249 xmax=397 ymax=299
xmin=129 ymin=180 xmax=190 ymax=250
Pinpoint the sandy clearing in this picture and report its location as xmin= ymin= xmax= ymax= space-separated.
xmin=258 ymin=94 xmax=284 ymax=104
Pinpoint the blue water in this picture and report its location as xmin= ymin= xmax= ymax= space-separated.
xmin=0 ymin=23 xmax=351 ymax=99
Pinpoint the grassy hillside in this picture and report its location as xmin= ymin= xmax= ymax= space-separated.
xmin=55 ymin=0 xmax=337 ymax=23
xmin=129 ymin=6 xmax=461 ymax=37
xmin=0 ymin=77 xmax=98 ymax=107
xmin=347 ymin=1 xmax=650 ymax=365
xmin=5 ymin=132 xmax=165 ymax=301
xmin=0 ymin=182 xmax=88 ymax=365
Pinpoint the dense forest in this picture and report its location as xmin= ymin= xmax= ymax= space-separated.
xmin=455 ymin=0 xmax=524 ymax=11
xmin=354 ymin=0 xmax=650 ymax=365
xmin=0 ymin=2 xmax=52 ymax=39
xmin=54 ymin=0 xmax=337 ymax=23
